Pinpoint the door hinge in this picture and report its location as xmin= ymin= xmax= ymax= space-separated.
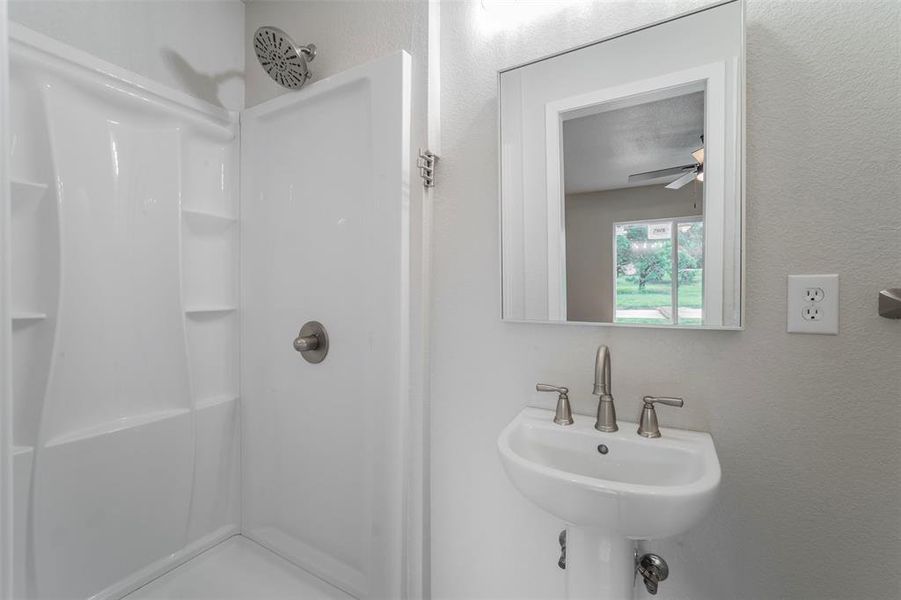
xmin=417 ymin=149 xmax=438 ymax=188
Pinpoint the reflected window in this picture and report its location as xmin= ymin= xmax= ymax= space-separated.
xmin=613 ymin=219 xmax=704 ymax=325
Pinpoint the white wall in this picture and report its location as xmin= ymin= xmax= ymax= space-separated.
xmin=8 ymin=0 xmax=244 ymax=110
xmin=431 ymin=1 xmax=900 ymax=600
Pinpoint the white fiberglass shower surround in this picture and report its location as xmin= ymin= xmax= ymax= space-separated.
xmin=1 ymin=23 xmax=419 ymax=600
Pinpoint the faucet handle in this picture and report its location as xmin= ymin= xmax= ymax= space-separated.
xmin=536 ymin=383 xmax=574 ymax=426
xmin=537 ymin=383 xmax=568 ymax=394
xmin=638 ymin=396 xmax=684 ymax=438
xmin=642 ymin=396 xmax=684 ymax=408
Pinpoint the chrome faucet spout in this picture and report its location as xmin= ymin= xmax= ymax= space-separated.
xmin=593 ymin=345 xmax=618 ymax=432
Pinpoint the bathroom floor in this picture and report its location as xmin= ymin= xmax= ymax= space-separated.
xmin=125 ymin=536 xmax=353 ymax=599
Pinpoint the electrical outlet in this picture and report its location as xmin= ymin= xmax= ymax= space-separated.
xmin=787 ymin=274 xmax=838 ymax=334
xmin=804 ymin=287 xmax=825 ymax=302
xmin=801 ymin=305 xmax=822 ymax=321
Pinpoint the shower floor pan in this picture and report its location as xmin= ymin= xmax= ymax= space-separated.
xmin=125 ymin=536 xmax=353 ymax=600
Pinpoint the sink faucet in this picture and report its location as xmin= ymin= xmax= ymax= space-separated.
xmin=593 ymin=345 xmax=618 ymax=432
xmin=637 ymin=396 xmax=684 ymax=438
xmin=536 ymin=383 xmax=574 ymax=426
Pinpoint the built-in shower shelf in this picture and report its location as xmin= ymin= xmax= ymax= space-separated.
xmin=11 ymin=178 xmax=49 ymax=206
xmin=11 ymin=311 xmax=48 ymax=321
xmin=185 ymin=305 xmax=236 ymax=315
xmin=195 ymin=394 xmax=238 ymax=411
xmin=44 ymin=407 xmax=192 ymax=448
xmin=182 ymin=208 xmax=237 ymax=233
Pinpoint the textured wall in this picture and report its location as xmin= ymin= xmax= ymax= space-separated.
xmin=8 ymin=0 xmax=245 ymax=109
xmin=431 ymin=1 xmax=901 ymax=599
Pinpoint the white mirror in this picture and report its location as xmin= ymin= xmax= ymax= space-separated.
xmin=499 ymin=1 xmax=744 ymax=328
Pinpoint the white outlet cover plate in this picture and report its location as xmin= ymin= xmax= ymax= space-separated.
xmin=787 ymin=274 xmax=839 ymax=335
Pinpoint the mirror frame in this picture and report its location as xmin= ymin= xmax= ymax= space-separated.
xmin=497 ymin=0 xmax=746 ymax=330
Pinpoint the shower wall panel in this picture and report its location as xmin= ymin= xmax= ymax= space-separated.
xmin=241 ymin=52 xmax=411 ymax=600
xmin=8 ymin=26 xmax=240 ymax=599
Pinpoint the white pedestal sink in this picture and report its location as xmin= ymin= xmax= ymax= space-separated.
xmin=498 ymin=408 xmax=720 ymax=599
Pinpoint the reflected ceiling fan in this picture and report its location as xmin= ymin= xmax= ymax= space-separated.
xmin=628 ymin=136 xmax=704 ymax=190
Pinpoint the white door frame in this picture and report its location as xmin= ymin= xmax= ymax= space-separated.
xmin=545 ymin=61 xmax=727 ymax=324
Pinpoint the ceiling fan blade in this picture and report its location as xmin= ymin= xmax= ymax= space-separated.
xmin=628 ymin=164 xmax=695 ymax=184
xmin=665 ymin=169 xmax=698 ymax=190
xmin=691 ymin=147 xmax=705 ymax=165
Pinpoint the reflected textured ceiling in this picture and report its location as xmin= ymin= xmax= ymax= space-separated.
xmin=562 ymin=91 xmax=704 ymax=194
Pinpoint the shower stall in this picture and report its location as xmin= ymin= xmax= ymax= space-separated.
xmin=1 ymin=17 xmax=423 ymax=600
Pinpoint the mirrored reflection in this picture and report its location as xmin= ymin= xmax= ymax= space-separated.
xmin=564 ymin=87 xmax=706 ymax=325
xmin=498 ymin=0 xmax=743 ymax=328
xmin=608 ymin=219 xmax=704 ymax=325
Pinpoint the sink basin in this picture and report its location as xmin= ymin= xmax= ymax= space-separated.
xmin=498 ymin=407 xmax=720 ymax=539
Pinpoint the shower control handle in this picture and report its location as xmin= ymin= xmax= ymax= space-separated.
xmin=293 ymin=334 xmax=319 ymax=352
xmin=293 ymin=321 xmax=329 ymax=364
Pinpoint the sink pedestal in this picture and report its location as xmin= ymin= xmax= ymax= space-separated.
xmin=565 ymin=528 xmax=634 ymax=600
xmin=498 ymin=409 xmax=721 ymax=598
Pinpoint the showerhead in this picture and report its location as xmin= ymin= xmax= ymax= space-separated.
xmin=253 ymin=26 xmax=317 ymax=90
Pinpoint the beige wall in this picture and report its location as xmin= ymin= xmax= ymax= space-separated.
xmin=431 ymin=1 xmax=900 ymax=599
xmin=565 ymin=183 xmax=702 ymax=322
xmin=8 ymin=0 xmax=245 ymax=110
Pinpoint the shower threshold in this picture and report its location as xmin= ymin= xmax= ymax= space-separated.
xmin=125 ymin=535 xmax=353 ymax=599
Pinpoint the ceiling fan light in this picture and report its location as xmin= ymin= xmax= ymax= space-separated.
xmin=692 ymin=147 xmax=705 ymax=164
